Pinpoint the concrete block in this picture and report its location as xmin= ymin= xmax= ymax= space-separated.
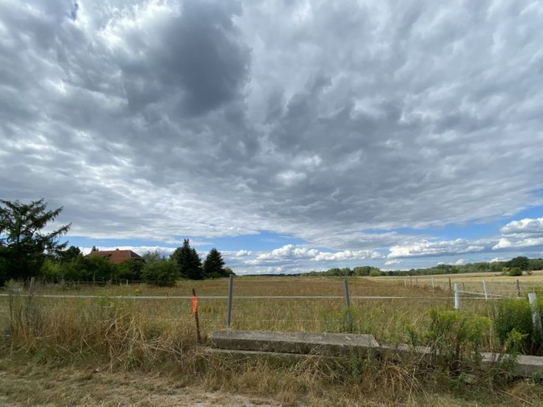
xmin=209 ymin=330 xmax=379 ymax=357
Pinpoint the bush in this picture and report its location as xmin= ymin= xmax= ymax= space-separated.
xmin=507 ymin=267 xmax=523 ymax=277
xmin=116 ymin=259 xmax=145 ymax=282
xmin=494 ymin=298 xmax=543 ymax=354
xmin=425 ymin=308 xmax=491 ymax=372
xmin=142 ymin=260 xmax=178 ymax=287
xmin=40 ymin=258 xmax=62 ymax=282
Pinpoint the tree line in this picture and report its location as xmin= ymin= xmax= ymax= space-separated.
xmin=0 ymin=199 xmax=233 ymax=286
xmin=304 ymin=256 xmax=543 ymax=277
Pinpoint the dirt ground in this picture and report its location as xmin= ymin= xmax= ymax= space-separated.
xmin=0 ymin=362 xmax=279 ymax=407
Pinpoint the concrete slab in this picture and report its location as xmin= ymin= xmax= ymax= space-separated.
xmin=209 ymin=331 xmax=543 ymax=378
xmin=209 ymin=330 xmax=379 ymax=357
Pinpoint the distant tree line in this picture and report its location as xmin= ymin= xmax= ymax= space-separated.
xmin=303 ymin=257 xmax=543 ymax=278
xmin=0 ymin=199 xmax=233 ymax=287
xmin=305 ymin=266 xmax=384 ymax=277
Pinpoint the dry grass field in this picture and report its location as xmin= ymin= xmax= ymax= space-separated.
xmin=1 ymin=276 xmax=543 ymax=406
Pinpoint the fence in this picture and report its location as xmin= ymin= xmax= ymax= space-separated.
xmin=399 ymin=276 xmax=543 ymax=298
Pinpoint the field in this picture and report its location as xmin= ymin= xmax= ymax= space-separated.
xmin=1 ymin=276 xmax=543 ymax=406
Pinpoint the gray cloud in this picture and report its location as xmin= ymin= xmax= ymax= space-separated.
xmin=1 ymin=0 xmax=543 ymax=273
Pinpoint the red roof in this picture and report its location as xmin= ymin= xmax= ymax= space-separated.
xmin=87 ymin=249 xmax=144 ymax=264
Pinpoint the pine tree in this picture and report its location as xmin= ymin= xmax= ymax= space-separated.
xmin=0 ymin=199 xmax=70 ymax=284
xmin=174 ymin=239 xmax=204 ymax=280
xmin=203 ymin=248 xmax=226 ymax=277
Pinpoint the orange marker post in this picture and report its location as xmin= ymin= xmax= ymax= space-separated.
xmin=192 ymin=288 xmax=202 ymax=343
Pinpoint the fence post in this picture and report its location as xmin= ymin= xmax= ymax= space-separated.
xmin=449 ymin=278 xmax=452 ymax=291
xmin=343 ymin=279 xmax=353 ymax=332
xmin=517 ymin=279 xmax=521 ymax=297
xmin=454 ymin=283 xmax=460 ymax=311
xmin=29 ymin=277 xmax=35 ymax=295
xmin=483 ymin=280 xmax=488 ymax=300
xmin=431 ymin=277 xmax=435 ymax=290
xmin=528 ymin=293 xmax=543 ymax=341
xmin=227 ymin=274 xmax=234 ymax=328
xmin=192 ymin=288 xmax=202 ymax=343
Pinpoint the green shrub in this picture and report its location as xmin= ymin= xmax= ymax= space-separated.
xmin=425 ymin=308 xmax=491 ymax=372
xmin=142 ymin=260 xmax=178 ymax=287
xmin=116 ymin=259 xmax=145 ymax=282
xmin=508 ymin=267 xmax=523 ymax=277
xmin=40 ymin=258 xmax=62 ymax=282
xmin=494 ymin=298 xmax=543 ymax=354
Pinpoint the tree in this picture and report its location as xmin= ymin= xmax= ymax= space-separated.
xmin=0 ymin=199 xmax=70 ymax=284
xmin=116 ymin=259 xmax=144 ymax=282
xmin=174 ymin=239 xmax=204 ymax=280
xmin=142 ymin=260 xmax=178 ymax=286
xmin=203 ymin=248 xmax=226 ymax=277
xmin=508 ymin=256 xmax=529 ymax=271
xmin=58 ymin=245 xmax=82 ymax=263
xmin=142 ymin=250 xmax=164 ymax=265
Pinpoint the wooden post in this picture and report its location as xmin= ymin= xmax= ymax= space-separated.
xmin=343 ymin=279 xmax=352 ymax=332
xmin=483 ymin=280 xmax=488 ymax=300
xmin=517 ymin=279 xmax=521 ymax=297
xmin=192 ymin=288 xmax=201 ymax=343
xmin=454 ymin=283 xmax=460 ymax=311
xmin=29 ymin=277 xmax=35 ymax=295
xmin=528 ymin=293 xmax=543 ymax=341
xmin=227 ymin=274 xmax=234 ymax=328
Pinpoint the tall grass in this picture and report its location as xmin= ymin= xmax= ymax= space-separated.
xmin=1 ymin=277 xmax=541 ymax=406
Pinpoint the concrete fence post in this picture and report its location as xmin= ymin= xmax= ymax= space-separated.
xmin=343 ymin=279 xmax=353 ymax=332
xmin=483 ymin=280 xmax=488 ymax=301
xmin=29 ymin=277 xmax=35 ymax=295
xmin=431 ymin=277 xmax=435 ymax=290
xmin=528 ymin=293 xmax=543 ymax=341
xmin=517 ymin=279 xmax=521 ymax=297
xmin=227 ymin=274 xmax=234 ymax=328
xmin=454 ymin=283 xmax=460 ymax=311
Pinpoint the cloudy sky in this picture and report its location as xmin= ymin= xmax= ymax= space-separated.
xmin=1 ymin=0 xmax=543 ymax=274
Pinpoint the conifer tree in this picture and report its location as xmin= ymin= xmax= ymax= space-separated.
xmin=174 ymin=239 xmax=203 ymax=280
xmin=203 ymin=248 xmax=226 ymax=277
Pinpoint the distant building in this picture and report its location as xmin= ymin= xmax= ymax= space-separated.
xmin=87 ymin=249 xmax=145 ymax=264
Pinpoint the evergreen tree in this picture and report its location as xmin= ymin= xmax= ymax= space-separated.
xmin=174 ymin=239 xmax=203 ymax=280
xmin=0 ymin=199 xmax=70 ymax=284
xmin=203 ymin=248 xmax=225 ymax=277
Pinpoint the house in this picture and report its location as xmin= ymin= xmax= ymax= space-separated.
xmin=87 ymin=249 xmax=145 ymax=264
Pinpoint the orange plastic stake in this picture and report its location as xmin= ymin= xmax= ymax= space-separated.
xmin=192 ymin=295 xmax=198 ymax=313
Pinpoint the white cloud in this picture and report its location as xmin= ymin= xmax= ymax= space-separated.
xmin=248 ymin=244 xmax=382 ymax=265
xmin=492 ymin=237 xmax=543 ymax=250
xmin=455 ymin=259 xmax=465 ymax=266
xmin=388 ymin=239 xmax=485 ymax=258
xmin=385 ymin=259 xmax=402 ymax=266
xmin=235 ymin=250 xmax=252 ymax=257
xmin=501 ymin=217 xmax=543 ymax=236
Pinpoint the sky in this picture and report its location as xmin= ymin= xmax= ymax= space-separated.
xmin=1 ymin=0 xmax=543 ymax=274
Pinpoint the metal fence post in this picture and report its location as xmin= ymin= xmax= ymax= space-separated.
xmin=454 ymin=283 xmax=460 ymax=311
xmin=528 ymin=293 xmax=543 ymax=340
xmin=227 ymin=274 xmax=234 ymax=328
xmin=343 ymin=279 xmax=352 ymax=332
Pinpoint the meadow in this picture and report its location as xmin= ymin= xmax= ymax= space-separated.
xmin=1 ymin=276 xmax=543 ymax=406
